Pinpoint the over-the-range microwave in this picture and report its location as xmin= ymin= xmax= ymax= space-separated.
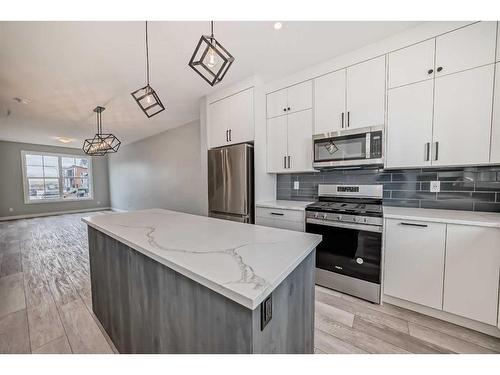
xmin=313 ymin=125 xmax=384 ymax=168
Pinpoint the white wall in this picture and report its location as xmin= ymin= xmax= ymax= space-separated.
xmin=108 ymin=120 xmax=205 ymax=215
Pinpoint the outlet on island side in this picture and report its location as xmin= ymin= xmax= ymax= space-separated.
xmin=261 ymin=295 xmax=272 ymax=331
xmin=430 ymin=181 xmax=441 ymax=193
xmin=293 ymin=181 xmax=300 ymax=190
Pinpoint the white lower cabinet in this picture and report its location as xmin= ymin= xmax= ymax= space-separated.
xmin=443 ymin=224 xmax=500 ymax=326
xmin=384 ymin=216 xmax=500 ymax=330
xmin=384 ymin=219 xmax=446 ymax=310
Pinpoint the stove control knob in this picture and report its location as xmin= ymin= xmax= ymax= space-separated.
xmin=363 ymin=218 xmax=368 ymax=223
xmin=314 ymin=212 xmax=319 ymax=218
xmin=323 ymin=213 xmax=328 ymax=219
xmin=337 ymin=216 xmax=342 ymax=221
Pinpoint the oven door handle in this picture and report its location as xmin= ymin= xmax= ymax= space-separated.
xmin=306 ymin=218 xmax=383 ymax=233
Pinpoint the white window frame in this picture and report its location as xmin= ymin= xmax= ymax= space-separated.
xmin=21 ymin=150 xmax=94 ymax=204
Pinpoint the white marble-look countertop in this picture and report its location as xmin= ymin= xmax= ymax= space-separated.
xmin=383 ymin=206 xmax=500 ymax=228
xmin=256 ymin=200 xmax=314 ymax=211
xmin=82 ymin=209 xmax=322 ymax=310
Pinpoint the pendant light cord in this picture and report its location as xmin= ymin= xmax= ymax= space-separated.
xmin=210 ymin=20 xmax=214 ymax=38
xmin=145 ymin=21 xmax=150 ymax=86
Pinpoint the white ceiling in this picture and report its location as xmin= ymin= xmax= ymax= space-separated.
xmin=0 ymin=21 xmax=421 ymax=147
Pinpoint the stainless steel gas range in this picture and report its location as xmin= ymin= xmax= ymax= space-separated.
xmin=305 ymin=184 xmax=383 ymax=303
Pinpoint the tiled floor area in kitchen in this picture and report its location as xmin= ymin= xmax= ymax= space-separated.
xmin=1 ymin=212 xmax=500 ymax=354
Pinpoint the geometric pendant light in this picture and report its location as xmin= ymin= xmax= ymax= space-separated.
xmin=131 ymin=21 xmax=165 ymax=118
xmin=188 ymin=21 xmax=235 ymax=86
xmin=82 ymin=106 xmax=121 ymax=156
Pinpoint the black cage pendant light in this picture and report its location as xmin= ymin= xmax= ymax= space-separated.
xmin=83 ymin=106 xmax=121 ymax=156
xmin=131 ymin=21 xmax=165 ymax=118
xmin=188 ymin=21 xmax=235 ymax=86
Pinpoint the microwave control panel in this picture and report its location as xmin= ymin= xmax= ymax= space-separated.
xmin=370 ymin=131 xmax=383 ymax=159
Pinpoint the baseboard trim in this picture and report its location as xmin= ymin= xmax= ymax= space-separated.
xmin=383 ymin=294 xmax=500 ymax=338
xmin=111 ymin=208 xmax=128 ymax=213
xmin=0 ymin=207 xmax=111 ymax=221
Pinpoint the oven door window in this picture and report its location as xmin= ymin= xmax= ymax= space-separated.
xmin=306 ymin=223 xmax=381 ymax=284
xmin=314 ymin=133 xmax=367 ymax=162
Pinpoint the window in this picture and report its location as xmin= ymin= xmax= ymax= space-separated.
xmin=21 ymin=151 xmax=93 ymax=203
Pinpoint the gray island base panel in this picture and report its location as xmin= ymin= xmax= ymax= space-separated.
xmin=88 ymin=227 xmax=316 ymax=354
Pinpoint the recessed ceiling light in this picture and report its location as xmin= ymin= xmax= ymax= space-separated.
xmin=274 ymin=22 xmax=283 ymax=30
xmin=13 ymin=97 xmax=31 ymax=104
xmin=57 ymin=137 xmax=73 ymax=144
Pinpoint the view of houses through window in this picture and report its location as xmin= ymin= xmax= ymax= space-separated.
xmin=22 ymin=151 xmax=92 ymax=202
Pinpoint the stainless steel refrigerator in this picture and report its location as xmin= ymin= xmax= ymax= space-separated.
xmin=208 ymin=143 xmax=254 ymax=223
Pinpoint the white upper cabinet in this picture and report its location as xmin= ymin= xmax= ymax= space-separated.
xmin=435 ymin=22 xmax=497 ymax=77
xmin=266 ymin=109 xmax=314 ymax=174
xmin=346 ymin=56 xmax=386 ymax=129
xmin=314 ymin=69 xmax=347 ymax=134
xmin=208 ymin=99 xmax=230 ymax=149
xmin=266 ymin=81 xmax=312 ymax=119
xmin=228 ymin=88 xmax=254 ymax=145
xmin=266 ymin=88 xmax=288 ymax=119
xmin=432 ymin=65 xmax=494 ymax=167
xmin=491 ymin=63 xmax=500 ymax=163
xmin=497 ymin=22 xmax=500 ymax=62
xmin=266 ymin=116 xmax=288 ymax=173
xmin=384 ymin=219 xmax=446 ymax=310
xmin=287 ymin=109 xmax=313 ymax=172
xmin=208 ymin=88 xmax=254 ymax=149
xmin=443 ymin=224 xmax=500 ymax=326
xmin=386 ymin=80 xmax=434 ymax=168
xmin=388 ymin=39 xmax=436 ymax=88
xmin=287 ymin=81 xmax=313 ymax=114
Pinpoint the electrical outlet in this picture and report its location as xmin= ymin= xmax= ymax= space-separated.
xmin=261 ymin=295 xmax=272 ymax=330
xmin=9 ymin=208 xmax=13 ymax=212
xmin=293 ymin=181 xmax=300 ymax=190
xmin=430 ymin=181 xmax=441 ymax=193
xmin=97 ymin=201 xmax=101 ymax=205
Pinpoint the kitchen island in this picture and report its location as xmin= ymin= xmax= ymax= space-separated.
xmin=82 ymin=209 xmax=322 ymax=354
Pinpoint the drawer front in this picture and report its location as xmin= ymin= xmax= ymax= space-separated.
xmin=256 ymin=207 xmax=305 ymax=223
xmin=256 ymin=217 xmax=304 ymax=232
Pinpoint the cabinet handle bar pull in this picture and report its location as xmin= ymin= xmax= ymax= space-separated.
xmin=425 ymin=142 xmax=430 ymax=161
xmin=400 ymin=222 xmax=428 ymax=228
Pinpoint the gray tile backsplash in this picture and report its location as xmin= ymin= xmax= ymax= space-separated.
xmin=276 ymin=166 xmax=500 ymax=212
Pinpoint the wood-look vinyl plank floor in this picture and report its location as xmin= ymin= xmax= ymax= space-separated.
xmin=1 ymin=212 xmax=500 ymax=354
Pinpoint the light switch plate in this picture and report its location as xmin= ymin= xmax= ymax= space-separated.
xmin=430 ymin=181 xmax=441 ymax=193
xmin=293 ymin=181 xmax=300 ymax=190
